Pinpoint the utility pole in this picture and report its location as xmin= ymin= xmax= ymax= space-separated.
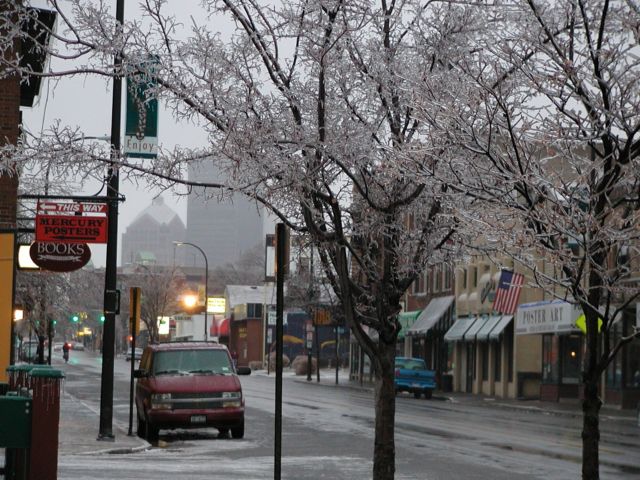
xmin=274 ymin=223 xmax=287 ymax=480
xmin=98 ymin=0 xmax=124 ymax=441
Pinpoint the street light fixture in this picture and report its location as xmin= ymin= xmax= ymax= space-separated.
xmin=173 ymin=241 xmax=209 ymax=340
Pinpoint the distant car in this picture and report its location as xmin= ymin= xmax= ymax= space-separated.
xmin=53 ymin=342 xmax=65 ymax=352
xmin=71 ymin=342 xmax=85 ymax=351
xmin=394 ymin=357 xmax=437 ymax=399
xmin=126 ymin=348 xmax=143 ymax=362
xmin=134 ymin=342 xmax=251 ymax=442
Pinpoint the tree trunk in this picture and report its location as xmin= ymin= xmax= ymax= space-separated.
xmin=581 ymin=378 xmax=602 ymax=480
xmin=372 ymin=341 xmax=396 ymax=480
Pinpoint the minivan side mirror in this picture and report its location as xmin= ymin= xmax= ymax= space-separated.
xmin=236 ymin=366 xmax=251 ymax=376
xmin=133 ymin=369 xmax=149 ymax=378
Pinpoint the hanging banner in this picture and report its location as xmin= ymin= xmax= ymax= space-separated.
xmin=124 ymin=62 xmax=158 ymax=158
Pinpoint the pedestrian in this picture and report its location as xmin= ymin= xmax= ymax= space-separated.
xmin=62 ymin=342 xmax=70 ymax=363
xmin=231 ymin=350 xmax=238 ymax=369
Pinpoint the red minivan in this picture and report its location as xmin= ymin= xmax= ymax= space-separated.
xmin=134 ymin=342 xmax=251 ymax=441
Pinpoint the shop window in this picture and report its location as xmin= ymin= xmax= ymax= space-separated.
xmin=481 ymin=343 xmax=489 ymax=381
xmin=542 ymin=334 xmax=559 ymax=384
xmin=494 ymin=343 xmax=502 ymax=382
xmin=607 ymin=321 xmax=622 ymax=389
xmin=462 ymin=269 xmax=468 ymax=290
xmin=444 ymin=265 xmax=452 ymax=292
xmin=624 ymin=325 xmax=640 ymax=388
xmin=471 ymin=266 xmax=478 ymax=288
xmin=560 ymin=335 xmax=582 ymax=384
xmin=506 ymin=324 xmax=514 ymax=382
xmin=433 ymin=264 xmax=442 ymax=293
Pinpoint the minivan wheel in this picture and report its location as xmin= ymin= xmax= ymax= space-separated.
xmin=231 ymin=422 xmax=244 ymax=439
xmin=136 ymin=414 xmax=146 ymax=439
xmin=143 ymin=412 xmax=159 ymax=442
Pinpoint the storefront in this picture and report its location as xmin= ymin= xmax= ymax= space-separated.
xmin=406 ymin=295 xmax=455 ymax=382
xmin=604 ymin=304 xmax=640 ymax=409
xmin=516 ymin=300 xmax=583 ymax=402
xmin=444 ymin=314 xmax=515 ymax=396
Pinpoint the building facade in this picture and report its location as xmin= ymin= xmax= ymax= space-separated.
xmin=185 ymin=161 xmax=267 ymax=269
xmin=120 ymin=196 xmax=186 ymax=266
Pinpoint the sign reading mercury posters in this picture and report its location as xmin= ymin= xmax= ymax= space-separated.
xmin=36 ymin=215 xmax=108 ymax=243
xmin=124 ymin=67 xmax=158 ymax=158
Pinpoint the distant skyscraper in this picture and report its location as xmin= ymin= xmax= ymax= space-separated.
xmin=185 ymin=161 xmax=266 ymax=269
xmin=121 ymin=196 xmax=186 ymax=266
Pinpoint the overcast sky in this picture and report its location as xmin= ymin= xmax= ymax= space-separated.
xmin=22 ymin=1 xmax=216 ymax=267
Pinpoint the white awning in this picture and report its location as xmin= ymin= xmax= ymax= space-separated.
xmin=463 ymin=316 xmax=488 ymax=341
xmin=444 ymin=317 xmax=476 ymax=342
xmin=489 ymin=315 xmax=514 ymax=341
xmin=407 ymin=295 xmax=455 ymax=336
xmin=475 ymin=315 xmax=503 ymax=342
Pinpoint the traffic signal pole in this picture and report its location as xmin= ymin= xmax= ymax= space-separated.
xmin=98 ymin=0 xmax=125 ymax=441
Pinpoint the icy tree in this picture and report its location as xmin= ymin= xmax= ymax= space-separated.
xmin=0 ymin=1 xmax=481 ymax=477
xmin=423 ymin=2 xmax=640 ymax=478
xmin=123 ymin=264 xmax=184 ymax=343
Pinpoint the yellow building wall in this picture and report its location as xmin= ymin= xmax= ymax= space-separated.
xmin=0 ymin=233 xmax=15 ymax=382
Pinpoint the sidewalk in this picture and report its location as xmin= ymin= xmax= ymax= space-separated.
xmin=58 ymin=390 xmax=149 ymax=455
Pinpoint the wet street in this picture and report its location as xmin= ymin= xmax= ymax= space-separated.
xmin=56 ymin=349 xmax=639 ymax=479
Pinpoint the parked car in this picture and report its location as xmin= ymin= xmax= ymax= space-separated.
xmin=71 ymin=342 xmax=85 ymax=351
xmin=134 ymin=342 xmax=251 ymax=442
xmin=394 ymin=357 xmax=437 ymax=399
xmin=126 ymin=348 xmax=143 ymax=362
xmin=53 ymin=342 xmax=65 ymax=352
xmin=20 ymin=341 xmax=39 ymax=362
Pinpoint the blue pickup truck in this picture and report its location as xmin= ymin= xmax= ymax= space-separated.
xmin=394 ymin=357 xmax=437 ymax=399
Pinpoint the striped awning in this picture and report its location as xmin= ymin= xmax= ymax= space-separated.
xmin=475 ymin=315 xmax=503 ymax=342
xmin=407 ymin=296 xmax=455 ymax=336
xmin=489 ymin=315 xmax=513 ymax=341
xmin=444 ymin=317 xmax=477 ymax=342
xmin=463 ymin=317 xmax=489 ymax=341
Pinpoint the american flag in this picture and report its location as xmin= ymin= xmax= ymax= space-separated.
xmin=492 ymin=270 xmax=524 ymax=315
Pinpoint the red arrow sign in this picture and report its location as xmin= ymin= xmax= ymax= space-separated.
xmin=35 ymin=215 xmax=108 ymax=244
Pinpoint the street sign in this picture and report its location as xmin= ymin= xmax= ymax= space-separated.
xmin=37 ymin=201 xmax=108 ymax=214
xmin=130 ymin=287 xmax=142 ymax=336
xmin=29 ymin=242 xmax=91 ymax=272
xmin=314 ymin=308 xmax=332 ymax=326
xmin=207 ymin=297 xmax=226 ymax=314
xmin=35 ymin=215 xmax=108 ymax=243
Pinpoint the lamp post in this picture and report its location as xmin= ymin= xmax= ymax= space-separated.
xmin=173 ymin=241 xmax=209 ymax=340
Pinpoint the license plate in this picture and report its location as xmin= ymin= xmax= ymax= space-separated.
xmin=190 ymin=415 xmax=206 ymax=424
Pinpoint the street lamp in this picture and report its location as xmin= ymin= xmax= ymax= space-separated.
xmin=173 ymin=241 xmax=209 ymax=340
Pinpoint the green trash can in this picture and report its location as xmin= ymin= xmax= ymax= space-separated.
xmin=0 ymin=396 xmax=32 ymax=448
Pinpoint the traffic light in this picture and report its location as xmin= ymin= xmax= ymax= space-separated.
xmin=100 ymin=315 xmax=105 ymax=323
xmin=71 ymin=314 xmax=79 ymax=322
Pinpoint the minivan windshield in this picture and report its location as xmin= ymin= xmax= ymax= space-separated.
xmin=152 ymin=349 xmax=233 ymax=376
